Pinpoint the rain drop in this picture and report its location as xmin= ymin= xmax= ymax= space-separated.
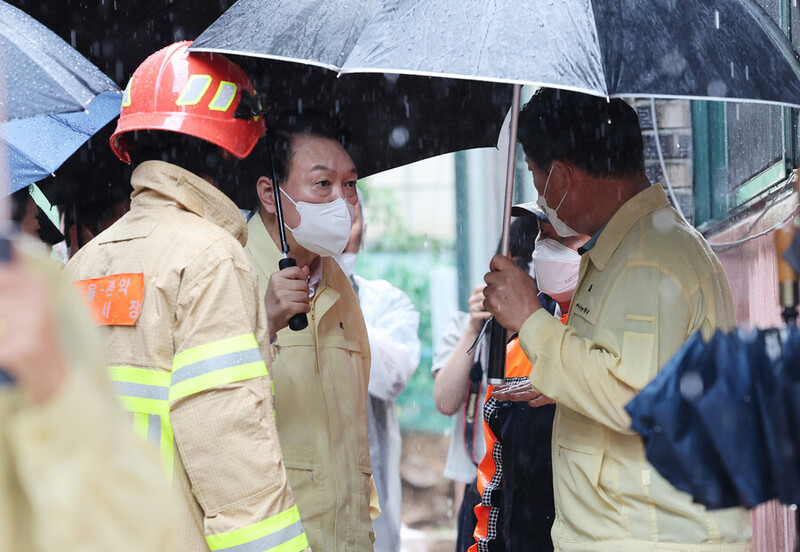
xmin=679 ymin=371 xmax=704 ymax=401
xmin=714 ymin=9 xmax=720 ymax=29
xmin=707 ymin=79 xmax=727 ymax=98
xmin=389 ymin=126 xmax=410 ymax=148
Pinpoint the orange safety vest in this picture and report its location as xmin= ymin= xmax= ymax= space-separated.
xmin=470 ymin=311 xmax=567 ymax=552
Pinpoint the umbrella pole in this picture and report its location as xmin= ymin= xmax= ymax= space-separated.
xmin=266 ymin=132 xmax=308 ymax=331
xmin=487 ymin=83 xmax=522 ymax=386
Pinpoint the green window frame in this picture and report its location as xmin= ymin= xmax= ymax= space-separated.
xmin=692 ymin=0 xmax=798 ymax=230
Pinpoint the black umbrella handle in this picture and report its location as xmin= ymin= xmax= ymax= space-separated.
xmin=278 ymin=257 xmax=308 ymax=331
xmin=0 ymin=237 xmax=13 ymax=385
xmin=487 ymin=317 xmax=507 ymax=385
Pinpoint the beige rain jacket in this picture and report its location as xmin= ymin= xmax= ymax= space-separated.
xmin=0 ymin=238 xmax=175 ymax=551
xmin=66 ymin=161 xmax=308 ymax=552
xmin=520 ymin=185 xmax=752 ymax=551
xmin=245 ymin=213 xmax=377 ymax=551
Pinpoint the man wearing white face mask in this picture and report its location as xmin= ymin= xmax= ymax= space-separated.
xmin=245 ymin=116 xmax=378 ymax=551
xmin=483 ymin=89 xmax=749 ymax=551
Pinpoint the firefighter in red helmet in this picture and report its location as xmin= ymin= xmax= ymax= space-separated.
xmin=66 ymin=42 xmax=309 ymax=552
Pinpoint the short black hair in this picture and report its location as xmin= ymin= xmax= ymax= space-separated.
xmin=126 ymin=129 xmax=267 ymax=207
xmin=268 ymin=111 xmax=351 ymax=184
xmin=517 ymin=88 xmax=645 ymax=179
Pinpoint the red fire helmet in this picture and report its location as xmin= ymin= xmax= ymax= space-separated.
xmin=110 ymin=41 xmax=265 ymax=163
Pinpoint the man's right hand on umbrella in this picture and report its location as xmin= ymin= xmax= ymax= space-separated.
xmin=265 ymin=264 xmax=311 ymax=341
xmin=483 ymin=254 xmax=541 ymax=334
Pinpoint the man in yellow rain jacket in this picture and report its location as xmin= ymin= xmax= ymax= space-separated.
xmin=1 ymin=237 xmax=174 ymax=550
xmin=66 ymin=42 xmax=308 ymax=552
xmin=483 ymin=88 xmax=752 ymax=551
xmin=245 ymin=116 xmax=377 ymax=551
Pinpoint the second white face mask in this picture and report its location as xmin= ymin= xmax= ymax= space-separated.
xmin=281 ymin=188 xmax=355 ymax=257
xmin=532 ymin=237 xmax=581 ymax=303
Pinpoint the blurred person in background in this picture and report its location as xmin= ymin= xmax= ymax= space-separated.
xmin=62 ymin=197 xmax=130 ymax=259
xmin=246 ymin=114 xmax=378 ymax=551
xmin=471 ymin=205 xmax=589 ymax=552
xmin=336 ymin=197 xmax=421 ymax=552
xmin=10 ymin=186 xmax=64 ymax=246
xmin=0 ymin=235 xmax=174 ymax=550
xmin=432 ymin=215 xmax=538 ymax=552
xmin=66 ymin=42 xmax=308 ymax=552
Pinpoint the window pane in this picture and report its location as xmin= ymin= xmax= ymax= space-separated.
xmin=725 ymin=102 xmax=782 ymax=194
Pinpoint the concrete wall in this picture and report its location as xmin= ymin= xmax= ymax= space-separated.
xmin=709 ymin=194 xmax=799 ymax=552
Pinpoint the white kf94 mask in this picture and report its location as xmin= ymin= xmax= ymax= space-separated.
xmin=532 ymin=236 xmax=581 ymax=303
xmin=281 ymin=188 xmax=355 ymax=257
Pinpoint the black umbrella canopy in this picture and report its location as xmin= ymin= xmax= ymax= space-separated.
xmin=6 ymin=0 xmax=236 ymax=86
xmin=0 ymin=1 xmax=118 ymax=120
xmin=194 ymin=0 xmax=800 ymax=107
xmin=245 ymin=60 xmax=512 ymax=178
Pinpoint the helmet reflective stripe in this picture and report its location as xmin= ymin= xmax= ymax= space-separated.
xmin=208 ymin=81 xmax=238 ymax=112
xmin=121 ymin=79 xmax=132 ymax=107
xmin=176 ymin=74 xmax=213 ymax=106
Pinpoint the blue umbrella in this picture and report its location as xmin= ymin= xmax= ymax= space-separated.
xmin=693 ymin=329 xmax=774 ymax=508
xmin=1 ymin=90 xmax=122 ymax=194
xmin=627 ymin=327 xmax=800 ymax=510
xmin=0 ymin=1 xmax=118 ymax=121
xmin=627 ymin=331 xmax=741 ymax=509
xmin=0 ymin=2 xmax=120 ymax=385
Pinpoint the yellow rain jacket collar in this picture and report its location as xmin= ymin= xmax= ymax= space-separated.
xmin=130 ymin=160 xmax=247 ymax=247
xmin=587 ymin=183 xmax=668 ymax=271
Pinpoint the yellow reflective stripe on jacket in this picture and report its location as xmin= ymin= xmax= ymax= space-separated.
xmin=107 ymin=365 xmax=175 ymax=479
xmin=205 ymin=505 xmax=308 ymax=552
xmin=170 ymin=334 xmax=268 ymax=402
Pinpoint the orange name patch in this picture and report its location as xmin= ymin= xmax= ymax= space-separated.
xmin=75 ymin=273 xmax=144 ymax=326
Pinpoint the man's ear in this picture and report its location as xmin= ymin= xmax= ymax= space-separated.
xmin=256 ymin=176 xmax=277 ymax=214
xmin=550 ymin=160 xmax=576 ymax=190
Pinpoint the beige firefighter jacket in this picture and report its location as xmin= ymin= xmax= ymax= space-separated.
xmin=0 ymin=238 xmax=175 ymax=551
xmin=245 ymin=212 xmax=376 ymax=551
xmin=66 ymin=161 xmax=308 ymax=552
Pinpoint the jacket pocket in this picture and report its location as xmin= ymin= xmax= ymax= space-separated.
xmin=359 ymin=451 xmax=377 ymax=542
xmin=283 ymin=447 xmax=324 ymax=539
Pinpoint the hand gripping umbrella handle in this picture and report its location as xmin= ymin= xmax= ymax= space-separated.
xmin=0 ymin=237 xmax=12 ymax=385
xmin=266 ymin=131 xmax=308 ymax=332
xmin=278 ymin=257 xmax=308 ymax=331
xmin=487 ymin=317 xmax=507 ymax=385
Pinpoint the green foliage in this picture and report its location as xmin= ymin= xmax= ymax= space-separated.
xmin=356 ymin=181 xmax=452 ymax=434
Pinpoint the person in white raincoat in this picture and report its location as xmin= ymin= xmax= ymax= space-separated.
xmin=337 ymin=199 xmax=421 ymax=552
